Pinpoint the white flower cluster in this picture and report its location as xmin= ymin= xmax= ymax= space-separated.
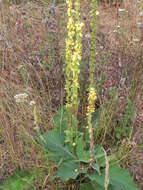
xmin=14 ymin=92 xmax=36 ymax=107
xmin=14 ymin=93 xmax=28 ymax=103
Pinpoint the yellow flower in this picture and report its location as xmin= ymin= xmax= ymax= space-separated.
xmin=72 ymin=142 xmax=76 ymax=147
xmin=96 ymin=11 xmax=99 ymax=16
xmin=74 ymin=169 xmax=78 ymax=173
xmin=87 ymin=87 xmax=97 ymax=116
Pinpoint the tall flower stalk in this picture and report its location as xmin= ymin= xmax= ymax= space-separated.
xmin=71 ymin=0 xmax=83 ymax=142
xmin=87 ymin=0 xmax=97 ymax=165
xmin=65 ymin=0 xmax=83 ymax=143
xmin=71 ymin=0 xmax=83 ymax=110
xmin=65 ymin=0 xmax=75 ymax=111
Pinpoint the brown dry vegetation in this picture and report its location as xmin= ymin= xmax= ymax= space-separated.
xmin=0 ymin=0 xmax=143 ymax=189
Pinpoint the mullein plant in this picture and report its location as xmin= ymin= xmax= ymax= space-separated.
xmin=87 ymin=0 xmax=97 ymax=164
xmin=65 ymin=0 xmax=83 ymax=143
xmin=65 ymin=0 xmax=97 ymax=165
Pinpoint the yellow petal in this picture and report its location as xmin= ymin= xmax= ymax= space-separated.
xmin=96 ymin=11 xmax=99 ymax=16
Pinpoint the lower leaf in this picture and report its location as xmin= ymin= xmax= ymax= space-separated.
xmin=56 ymin=160 xmax=80 ymax=181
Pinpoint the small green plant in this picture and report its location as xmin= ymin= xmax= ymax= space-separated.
xmin=94 ymin=88 xmax=118 ymax=144
xmin=0 ymin=170 xmax=35 ymax=190
xmin=115 ymin=99 xmax=134 ymax=140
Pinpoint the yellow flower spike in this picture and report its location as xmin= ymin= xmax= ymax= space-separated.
xmin=71 ymin=0 xmax=83 ymax=110
xmin=65 ymin=0 xmax=75 ymax=110
xmin=87 ymin=0 xmax=97 ymax=165
xmin=87 ymin=87 xmax=97 ymax=116
xmin=65 ymin=0 xmax=83 ymax=143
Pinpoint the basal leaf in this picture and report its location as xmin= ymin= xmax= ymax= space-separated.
xmin=41 ymin=129 xmax=75 ymax=162
xmin=76 ymin=137 xmax=90 ymax=163
xmin=90 ymin=182 xmax=105 ymax=190
xmin=80 ymin=183 xmax=95 ymax=190
xmin=88 ymin=172 xmax=113 ymax=190
xmin=88 ymin=172 xmax=105 ymax=187
xmin=91 ymin=181 xmax=114 ymax=190
xmin=57 ymin=160 xmax=80 ymax=181
xmin=109 ymin=164 xmax=139 ymax=190
xmin=88 ymin=163 xmax=139 ymax=190
xmin=95 ymin=145 xmax=115 ymax=167
xmin=91 ymin=163 xmax=101 ymax=175
xmin=94 ymin=145 xmax=105 ymax=167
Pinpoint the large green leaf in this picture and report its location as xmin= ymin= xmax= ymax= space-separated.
xmin=57 ymin=160 xmax=80 ymax=181
xmin=88 ymin=173 xmax=114 ymax=190
xmin=0 ymin=170 xmax=35 ymax=190
xmin=94 ymin=145 xmax=105 ymax=168
xmin=80 ymin=183 xmax=95 ymax=190
xmin=76 ymin=137 xmax=90 ymax=163
xmin=94 ymin=145 xmax=115 ymax=168
xmin=91 ymin=181 xmax=114 ymax=190
xmin=91 ymin=182 xmax=106 ymax=190
xmin=88 ymin=163 xmax=139 ymax=190
xmin=41 ymin=129 xmax=75 ymax=162
xmin=88 ymin=172 xmax=105 ymax=188
xmin=109 ymin=164 xmax=139 ymax=190
xmin=80 ymin=182 xmax=105 ymax=190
